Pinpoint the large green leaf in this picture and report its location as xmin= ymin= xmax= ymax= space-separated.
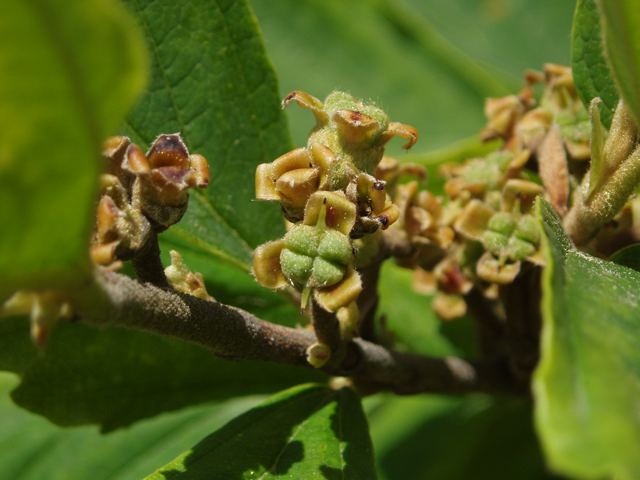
xmin=598 ymin=0 xmax=640 ymax=126
xmin=571 ymin=0 xmax=619 ymax=128
xmin=145 ymin=384 xmax=377 ymax=479
xmin=147 ymin=385 xmax=377 ymax=480
xmin=367 ymin=394 xmax=556 ymax=480
xmin=0 ymin=0 xmax=147 ymax=299
xmin=120 ymin=0 xmax=293 ymax=270
xmin=0 ymin=315 xmax=322 ymax=433
xmin=0 ymin=372 xmax=269 ymax=480
xmin=534 ymin=199 xmax=640 ymax=480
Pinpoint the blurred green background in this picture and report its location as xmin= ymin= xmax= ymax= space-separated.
xmin=251 ymin=0 xmax=575 ymax=156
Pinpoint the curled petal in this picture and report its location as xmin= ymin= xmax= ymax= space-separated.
xmin=314 ymin=267 xmax=362 ymax=312
xmin=188 ymin=154 xmax=210 ymax=188
xmin=282 ymin=91 xmax=328 ymax=123
xmin=476 ymin=252 xmax=521 ymax=284
xmin=377 ymin=123 xmax=418 ymax=150
xmin=454 ymin=199 xmax=495 ymax=240
xmin=253 ymin=239 xmax=288 ymax=289
xmin=276 ymin=168 xmax=319 ymax=208
xmin=377 ymin=203 xmax=399 ymax=230
xmin=502 ymin=179 xmax=544 ymax=214
xmin=271 ymin=147 xmax=313 ymax=178
xmin=255 ymin=163 xmax=280 ymax=200
xmin=124 ymin=143 xmax=151 ymax=174
xmin=304 ymin=191 xmax=356 ymax=235
xmin=433 ymin=292 xmax=467 ymax=321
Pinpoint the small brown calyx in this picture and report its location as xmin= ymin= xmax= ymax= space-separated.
xmin=92 ymin=134 xmax=209 ymax=265
xmin=121 ymin=134 xmax=210 ymax=229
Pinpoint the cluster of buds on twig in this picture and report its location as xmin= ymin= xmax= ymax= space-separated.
xmin=91 ymin=134 xmax=209 ymax=265
xmin=253 ymin=91 xmax=419 ymax=361
xmin=390 ymin=64 xmax=598 ymax=320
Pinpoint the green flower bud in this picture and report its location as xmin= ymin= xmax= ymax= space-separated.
xmin=507 ymin=237 xmax=538 ymax=260
xmin=484 ymin=231 xmax=509 ymax=255
xmin=487 ymin=212 xmax=517 ymax=236
xmin=514 ymin=217 xmax=540 ymax=244
xmin=280 ymin=249 xmax=315 ymax=285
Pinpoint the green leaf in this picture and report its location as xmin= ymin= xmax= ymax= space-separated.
xmin=145 ymin=384 xmax=377 ymax=480
xmin=0 ymin=0 xmax=147 ymax=299
xmin=368 ymin=394 xmax=555 ymax=480
xmin=609 ymin=244 xmax=640 ymax=272
xmin=0 ymin=317 xmax=322 ymax=432
xmin=0 ymin=372 xmax=269 ymax=480
xmin=571 ymin=0 xmax=619 ymax=128
xmin=598 ymin=0 xmax=640 ymax=126
xmin=120 ymin=0 xmax=293 ymax=270
xmin=534 ymin=198 xmax=640 ymax=480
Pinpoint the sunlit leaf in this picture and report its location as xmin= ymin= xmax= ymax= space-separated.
xmin=534 ymin=198 xmax=640 ymax=480
xmin=571 ymin=0 xmax=619 ymax=128
xmin=145 ymin=384 xmax=377 ymax=479
xmin=598 ymin=0 xmax=640 ymax=126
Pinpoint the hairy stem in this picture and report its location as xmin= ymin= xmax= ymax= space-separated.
xmin=70 ymin=270 xmax=527 ymax=396
xmin=131 ymin=233 xmax=171 ymax=288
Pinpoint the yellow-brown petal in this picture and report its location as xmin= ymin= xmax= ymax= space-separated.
xmin=454 ymin=199 xmax=495 ymax=240
xmin=333 ymin=110 xmax=380 ymax=144
xmin=253 ymin=239 xmax=288 ymax=289
xmin=188 ymin=154 xmax=210 ymax=188
xmin=314 ymin=267 xmax=362 ymax=312
xmin=476 ymin=252 xmax=521 ymax=284
xmin=377 ymin=122 xmax=418 ymax=150
xmin=304 ymin=191 xmax=356 ymax=235
xmin=275 ymin=168 xmax=319 ymax=208
xmin=255 ymin=163 xmax=280 ymax=200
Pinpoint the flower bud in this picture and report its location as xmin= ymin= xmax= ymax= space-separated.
xmin=125 ymin=134 xmax=210 ymax=230
xmin=283 ymin=90 xmax=417 ymax=175
xmin=165 ymin=250 xmax=214 ymax=301
xmin=306 ymin=342 xmax=331 ymax=368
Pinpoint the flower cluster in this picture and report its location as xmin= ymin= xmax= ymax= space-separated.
xmin=391 ymin=64 xmax=589 ymax=320
xmin=253 ymin=91 xmax=418 ymax=317
xmin=91 ymin=134 xmax=210 ymax=265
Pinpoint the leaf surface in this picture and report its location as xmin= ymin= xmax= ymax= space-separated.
xmin=534 ymin=199 xmax=640 ymax=480
xmin=145 ymin=384 xmax=377 ymax=480
xmin=120 ymin=0 xmax=293 ymax=269
xmin=368 ymin=394 xmax=556 ymax=480
xmin=0 ymin=315 xmax=321 ymax=432
xmin=0 ymin=372 xmax=268 ymax=480
xmin=571 ymin=0 xmax=619 ymax=128
xmin=598 ymin=0 xmax=640 ymax=125
xmin=0 ymin=0 xmax=147 ymax=299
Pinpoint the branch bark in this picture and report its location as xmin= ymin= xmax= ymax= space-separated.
xmin=70 ymin=270 xmax=527 ymax=396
